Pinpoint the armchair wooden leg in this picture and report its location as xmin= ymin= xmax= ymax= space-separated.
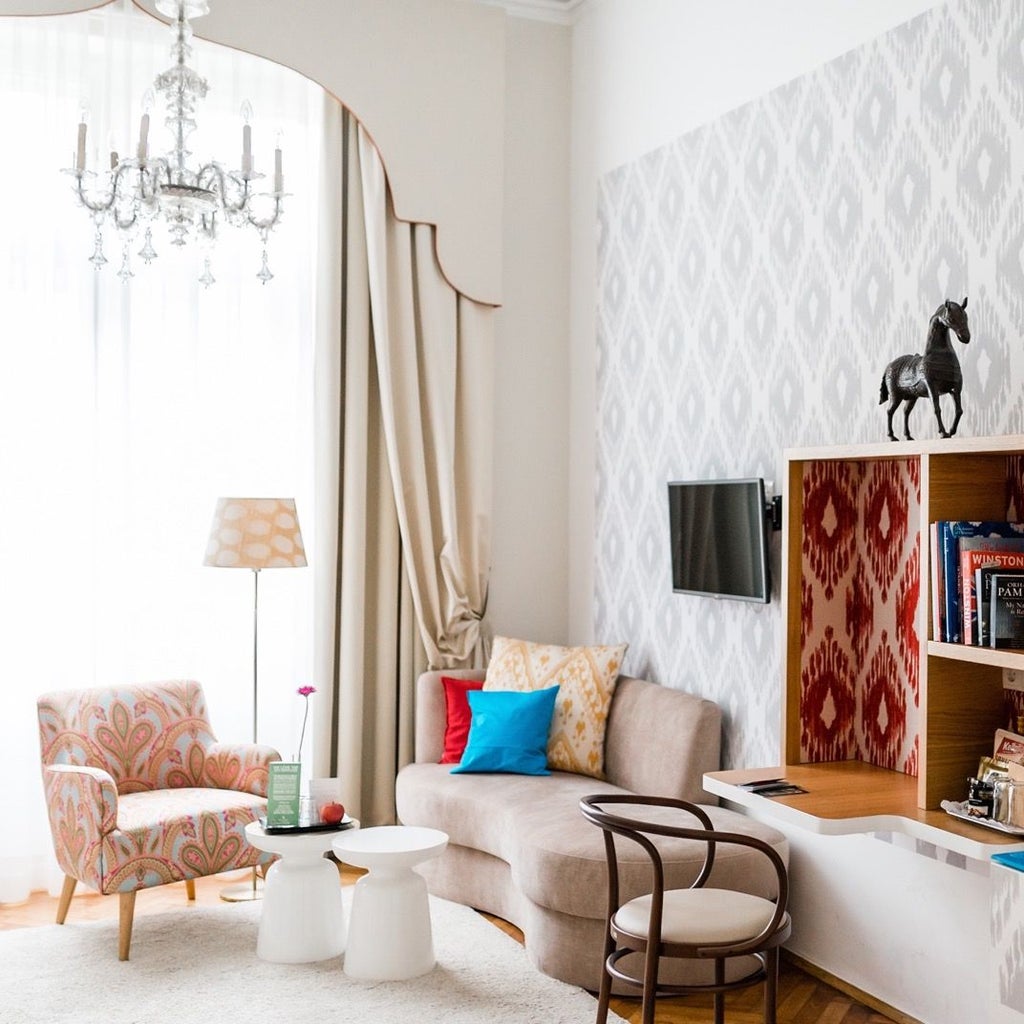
xmin=185 ymin=878 xmax=196 ymax=901
xmin=118 ymin=891 xmax=137 ymax=961
xmin=56 ymin=875 xmax=76 ymax=925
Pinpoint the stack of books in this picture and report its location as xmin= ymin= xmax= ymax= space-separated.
xmin=930 ymin=521 xmax=1024 ymax=648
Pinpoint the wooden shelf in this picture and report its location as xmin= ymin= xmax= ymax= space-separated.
xmin=781 ymin=435 xmax=1024 ymax=817
xmin=704 ymin=762 xmax=1024 ymax=861
xmin=928 ymin=641 xmax=1024 ymax=670
xmin=786 ymin=435 xmax=1024 ymax=461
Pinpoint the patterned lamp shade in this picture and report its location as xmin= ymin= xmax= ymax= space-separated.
xmin=203 ymin=497 xmax=307 ymax=569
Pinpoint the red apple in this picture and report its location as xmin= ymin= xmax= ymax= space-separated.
xmin=321 ymin=801 xmax=345 ymax=824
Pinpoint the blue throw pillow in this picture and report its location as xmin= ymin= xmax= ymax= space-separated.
xmin=450 ymin=685 xmax=559 ymax=776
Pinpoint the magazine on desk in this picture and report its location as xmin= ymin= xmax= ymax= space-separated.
xmin=736 ymin=779 xmax=808 ymax=797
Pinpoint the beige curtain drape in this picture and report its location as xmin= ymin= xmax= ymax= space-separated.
xmin=357 ymin=128 xmax=495 ymax=671
xmin=313 ymin=106 xmax=495 ymax=825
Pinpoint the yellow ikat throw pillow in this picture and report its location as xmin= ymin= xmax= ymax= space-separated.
xmin=484 ymin=635 xmax=628 ymax=779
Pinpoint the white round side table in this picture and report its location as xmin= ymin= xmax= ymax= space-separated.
xmin=244 ymin=820 xmax=354 ymax=963
xmin=331 ymin=824 xmax=448 ymax=980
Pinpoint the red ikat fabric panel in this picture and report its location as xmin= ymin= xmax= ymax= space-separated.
xmin=799 ymin=459 xmax=920 ymax=775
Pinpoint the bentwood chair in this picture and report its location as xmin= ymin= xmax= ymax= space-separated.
xmin=580 ymin=794 xmax=791 ymax=1024
xmin=37 ymin=680 xmax=280 ymax=960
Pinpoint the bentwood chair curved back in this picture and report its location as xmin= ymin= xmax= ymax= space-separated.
xmin=37 ymin=680 xmax=280 ymax=960
xmin=580 ymin=793 xmax=791 ymax=1024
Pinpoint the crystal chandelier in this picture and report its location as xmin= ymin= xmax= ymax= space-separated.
xmin=64 ymin=0 xmax=285 ymax=286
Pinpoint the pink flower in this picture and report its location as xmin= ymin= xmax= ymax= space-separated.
xmin=294 ymin=686 xmax=317 ymax=760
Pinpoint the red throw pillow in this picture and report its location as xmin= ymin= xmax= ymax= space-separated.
xmin=440 ymin=675 xmax=485 ymax=764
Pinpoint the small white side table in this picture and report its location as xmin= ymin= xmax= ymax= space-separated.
xmin=244 ymin=820 xmax=354 ymax=963
xmin=332 ymin=824 xmax=448 ymax=980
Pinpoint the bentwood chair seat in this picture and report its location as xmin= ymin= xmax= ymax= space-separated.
xmin=580 ymin=793 xmax=792 ymax=1024
xmin=37 ymin=680 xmax=280 ymax=960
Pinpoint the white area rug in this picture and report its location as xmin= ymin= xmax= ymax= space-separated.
xmin=0 ymin=892 xmax=624 ymax=1024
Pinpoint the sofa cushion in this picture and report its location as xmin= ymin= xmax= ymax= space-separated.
xmin=511 ymin=797 xmax=787 ymax=919
xmin=440 ymin=675 xmax=485 ymax=764
xmin=452 ymin=686 xmax=560 ymax=776
xmin=101 ymin=787 xmax=271 ymax=893
xmin=603 ymin=677 xmax=721 ymax=804
xmin=395 ymin=763 xmax=786 ymax=921
xmin=485 ymin=636 xmax=627 ymax=779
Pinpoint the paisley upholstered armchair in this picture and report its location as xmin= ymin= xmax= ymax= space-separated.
xmin=37 ymin=680 xmax=280 ymax=959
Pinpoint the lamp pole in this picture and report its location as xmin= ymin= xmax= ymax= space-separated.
xmin=252 ymin=567 xmax=260 ymax=743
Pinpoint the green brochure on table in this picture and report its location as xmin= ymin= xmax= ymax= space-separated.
xmin=266 ymin=762 xmax=302 ymax=827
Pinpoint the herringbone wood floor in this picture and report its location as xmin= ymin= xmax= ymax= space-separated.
xmin=0 ymin=871 xmax=897 ymax=1024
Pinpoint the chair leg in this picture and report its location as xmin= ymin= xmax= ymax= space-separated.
xmin=594 ymin=959 xmax=613 ymax=1024
xmin=714 ymin=958 xmax=725 ymax=1024
xmin=55 ymin=875 xmax=76 ymax=924
xmin=764 ymin=947 xmax=780 ymax=1024
xmin=118 ymin=891 xmax=137 ymax=961
xmin=185 ymin=878 xmax=196 ymax=901
xmin=640 ymin=945 xmax=660 ymax=1024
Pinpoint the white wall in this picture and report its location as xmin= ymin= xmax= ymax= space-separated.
xmin=567 ymin=0 xmax=939 ymax=642
xmin=154 ymin=0 xmax=507 ymax=305
xmin=488 ymin=14 xmax=572 ymax=644
xmin=754 ymin=811 xmax=993 ymax=1024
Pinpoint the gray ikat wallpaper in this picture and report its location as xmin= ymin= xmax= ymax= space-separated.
xmin=594 ymin=0 xmax=1024 ymax=772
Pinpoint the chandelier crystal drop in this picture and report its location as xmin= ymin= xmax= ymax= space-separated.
xmin=63 ymin=0 xmax=286 ymax=286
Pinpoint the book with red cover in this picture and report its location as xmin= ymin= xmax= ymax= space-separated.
xmin=959 ymin=538 xmax=1024 ymax=644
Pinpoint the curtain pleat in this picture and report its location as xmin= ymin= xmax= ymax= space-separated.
xmin=357 ymin=127 xmax=495 ymax=673
xmin=313 ymin=106 xmax=494 ymax=825
xmin=314 ymin=108 xmax=425 ymax=825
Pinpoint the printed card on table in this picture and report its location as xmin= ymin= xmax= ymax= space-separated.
xmin=266 ymin=762 xmax=302 ymax=827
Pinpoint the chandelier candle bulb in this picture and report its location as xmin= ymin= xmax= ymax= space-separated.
xmin=138 ymin=112 xmax=149 ymax=162
xmin=76 ymin=121 xmax=86 ymax=171
xmin=274 ymin=145 xmax=283 ymax=192
xmin=242 ymin=122 xmax=252 ymax=176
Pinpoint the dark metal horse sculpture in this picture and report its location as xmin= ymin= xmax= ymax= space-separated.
xmin=879 ymin=297 xmax=970 ymax=442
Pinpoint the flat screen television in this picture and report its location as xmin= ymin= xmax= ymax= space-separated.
xmin=668 ymin=478 xmax=771 ymax=603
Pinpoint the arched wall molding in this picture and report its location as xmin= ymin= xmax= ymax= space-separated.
xmin=0 ymin=0 xmax=505 ymax=306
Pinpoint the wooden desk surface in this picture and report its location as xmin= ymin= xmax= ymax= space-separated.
xmin=704 ymin=761 xmax=1024 ymax=860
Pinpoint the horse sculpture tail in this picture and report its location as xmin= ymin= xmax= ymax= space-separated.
xmin=879 ymin=375 xmax=889 ymax=405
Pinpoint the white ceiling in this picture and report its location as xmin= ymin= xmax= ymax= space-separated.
xmin=473 ymin=0 xmax=585 ymax=25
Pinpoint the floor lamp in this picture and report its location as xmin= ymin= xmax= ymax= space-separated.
xmin=204 ymin=497 xmax=307 ymax=901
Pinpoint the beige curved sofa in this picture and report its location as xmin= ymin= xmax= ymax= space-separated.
xmin=395 ymin=669 xmax=789 ymax=991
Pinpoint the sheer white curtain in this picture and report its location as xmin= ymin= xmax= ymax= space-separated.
xmin=0 ymin=2 xmax=324 ymax=902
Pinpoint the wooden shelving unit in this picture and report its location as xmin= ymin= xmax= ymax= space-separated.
xmin=781 ymin=435 xmax=1024 ymax=814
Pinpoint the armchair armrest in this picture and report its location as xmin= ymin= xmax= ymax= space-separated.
xmin=42 ymin=764 xmax=119 ymax=890
xmin=202 ymin=742 xmax=280 ymax=796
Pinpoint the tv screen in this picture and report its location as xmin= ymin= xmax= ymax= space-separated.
xmin=668 ymin=478 xmax=771 ymax=603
